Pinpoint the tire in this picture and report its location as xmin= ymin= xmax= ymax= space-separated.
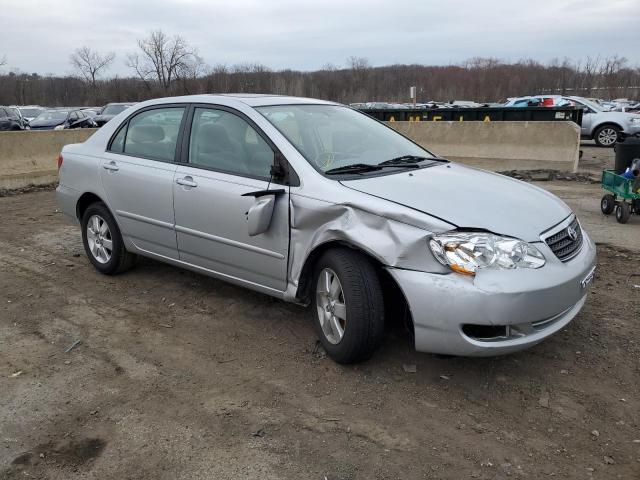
xmin=312 ymin=248 xmax=385 ymax=364
xmin=81 ymin=202 xmax=137 ymax=275
xmin=615 ymin=202 xmax=631 ymax=224
xmin=600 ymin=194 xmax=615 ymax=215
xmin=594 ymin=124 xmax=621 ymax=147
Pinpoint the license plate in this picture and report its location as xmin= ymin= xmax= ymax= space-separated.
xmin=581 ymin=267 xmax=596 ymax=289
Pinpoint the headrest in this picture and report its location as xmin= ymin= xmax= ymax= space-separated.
xmin=196 ymin=123 xmax=232 ymax=151
xmin=128 ymin=124 xmax=165 ymax=143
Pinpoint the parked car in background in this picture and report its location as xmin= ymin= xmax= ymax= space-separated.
xmin=57 ymin=94 xmax=596 ymax=363
xmin=7 ymin=106 xmax=31 ymax=129
xmin=81 ymin=109 xmax=99 ymax=118
xmin=29 ymin=109 xmax=97 ymax=130
xmin=504 ymin=95 xmax=572 ymax=108
xmin=0 ymin=106 xmax=27 ymax=130
xmin=10 ymin=105 xmax=44 ymax=123
xmin=505 ymin=95 xmax=640 ymax=146
xmin=93 ymin=102 xmax=136 ymax=126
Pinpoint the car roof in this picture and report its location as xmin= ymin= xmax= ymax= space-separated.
xmin=127 ymin=94 xmax=339 ymax=109
xmin=215 ymin=94 xmax=338 ymax=107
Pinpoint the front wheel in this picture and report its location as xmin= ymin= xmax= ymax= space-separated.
xmin=81 ymin=202 xmax=137 ymax=275
xmin=615 ymin=202 xmax=631 ymax=224
xmin=594 ymin=125 xmax=620 ymax=147
xmin=601 ymin=194 xmax=615 ymax=215
xmin=312 ymin=249 xmax=385 ymax=364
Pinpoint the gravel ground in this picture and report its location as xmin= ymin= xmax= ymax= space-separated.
xmin=1 ymin=185 xmax=639 ymax=480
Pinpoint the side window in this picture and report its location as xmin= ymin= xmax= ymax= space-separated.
xmin=123 ymin=107 xmax=185 ymax=162
xmin=188 ymin=107 xmax=274 ymax=179
xmin=0 ymin=108 xmax=7 ymax=119
xmin=109 ymin=125 xmax=127 ymax=153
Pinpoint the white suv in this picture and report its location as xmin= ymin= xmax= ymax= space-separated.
xmin=505 ymin=95 xmax=640 ymax=147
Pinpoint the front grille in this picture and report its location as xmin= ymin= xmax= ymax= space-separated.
xmin=545 ymin=217 xmax=583 ymax=262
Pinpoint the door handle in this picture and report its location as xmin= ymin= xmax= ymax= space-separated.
xmin=176 ymin=176 xmax=198 ymax=188
xmin=102 ymin=161 xmax=119 ymax=171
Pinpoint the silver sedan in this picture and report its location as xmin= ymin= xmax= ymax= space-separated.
xmin=56 ymin=94 xmax=597 ymax=363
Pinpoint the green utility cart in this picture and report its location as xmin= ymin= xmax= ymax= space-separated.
xmin=600 ymin=169 xmax=640 ymax=224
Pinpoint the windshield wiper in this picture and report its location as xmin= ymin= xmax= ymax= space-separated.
xmin=325 ymin=163 xmax=383 ymax=175
xmin=325 ymin=162 xmax=424 ymax=175
xmin=378 ymin=155 xmax=446 ymax=166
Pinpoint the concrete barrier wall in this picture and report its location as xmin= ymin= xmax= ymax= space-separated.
xmin=0 ymin=129 xmax=97 ymax=189
xmin=0 ymin=121 xmax=580 ymax=189
xmin=387 ymin=121 xmax=580 ymax=172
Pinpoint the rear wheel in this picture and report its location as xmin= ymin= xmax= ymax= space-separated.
xmin=81 ymin=202 xmax=137 ymax=275
xmin=594 ymin=125 xmax=620 ymax=147
xmin=615 ymin=202 xmax=631 ymax=224
xmin=600 ymin=194 xmax=615 ymax=215
xmin=312 ymin=248 xmax=385 ymax=364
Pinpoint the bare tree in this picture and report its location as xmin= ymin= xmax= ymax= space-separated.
xmin=70 ymin=47 xmax=115 ymax=99
xmin=3 ymin=53 xmax=640 ymax=107
xmin=126 ymin=30 xmax=200 ymax=94
xmin=0 ymin=55 xmax=6 ymax=68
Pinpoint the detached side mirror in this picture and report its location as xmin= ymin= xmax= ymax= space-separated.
xmin=247 ymin=195 xmax=276 ymax=236
xmin=242 ymin=189 xmax=286 ymax=236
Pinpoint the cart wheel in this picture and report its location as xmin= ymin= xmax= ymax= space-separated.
xmin=615 ymin=202 xmax=631 ymax=224
xmin=600 ymin=194 xmax=615 ymax=215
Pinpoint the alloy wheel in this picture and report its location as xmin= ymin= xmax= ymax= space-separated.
xmin=597 ymin=128 xmax=618 ymax=147
xmin=86 ymin=214 xmax=113 ymax=264
xmin=316 ymin=268 xmax=347 ymax=344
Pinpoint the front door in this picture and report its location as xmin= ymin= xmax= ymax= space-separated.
xmin=100 ymin=106 xmax=186 ymax=259
xmin=173 ymin=106 xmax=289 ymax=292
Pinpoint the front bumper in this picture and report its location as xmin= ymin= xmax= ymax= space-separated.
xmin=387 ymin=229 xmax=597 ymax=356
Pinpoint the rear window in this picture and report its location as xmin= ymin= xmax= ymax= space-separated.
xmin=117 ymin=108 xmax=185 ymax=162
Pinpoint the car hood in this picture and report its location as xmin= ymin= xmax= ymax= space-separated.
xmin=29 ymin=119 xmax=64 ymax=128
xmin=340 ymin=163 xmax=571 ymax=242
xmin=94 ymin=114 xmax=115 ymax=122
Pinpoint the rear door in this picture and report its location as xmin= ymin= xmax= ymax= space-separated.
xmin=172 ymin=106 xmax=290 ymax=291
xmin=100 ymin=105 xmax=186 ymax=259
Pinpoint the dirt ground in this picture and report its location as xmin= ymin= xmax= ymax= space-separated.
xmin=579 ymin=141 xmax=616 ymax=175
xmin=1 ymin=182 xmax=639 ymax=479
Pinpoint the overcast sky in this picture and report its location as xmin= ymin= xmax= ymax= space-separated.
xmin=1 ymin=0 xmax=637 ymax=75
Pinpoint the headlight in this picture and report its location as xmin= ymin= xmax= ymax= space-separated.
xmin=53 ymin=125 xmax=64 ymax=130
xmin=429 ymin=232 xmax=546 ymax=275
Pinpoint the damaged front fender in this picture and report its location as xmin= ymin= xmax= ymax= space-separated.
xmin=283 ymin=191 xmax=454 ymax=302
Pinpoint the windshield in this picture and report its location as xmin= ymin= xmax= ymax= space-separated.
xmin=569 ymin=97 xmax=603 ymax=112
xmin=257 ymin=105 xmax=434 ymax=173
xmin=102 ymin=105 xmax=129 ymax=116
xmin=34 ymin=111 xmax=68 ymax=122
xmin=20 ymin=108 xmax=43 ymax=117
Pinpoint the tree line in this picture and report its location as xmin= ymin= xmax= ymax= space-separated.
xmin=0 ymin=30 xmax=638 ymax=107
